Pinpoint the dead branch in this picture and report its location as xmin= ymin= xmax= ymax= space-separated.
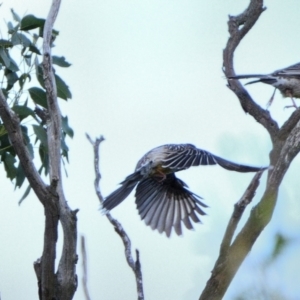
xmin=81 ymin=236 xmax=91 ymax=300
xmin=200 ymin=170 xmax=265 ymax=299
xmin=87 ymin=134 xmax=144 ymax=300
xmin=199 ymin=0 xmax=300 ymax=298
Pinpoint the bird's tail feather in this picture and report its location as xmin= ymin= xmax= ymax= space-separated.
xmin=214 ymin=156 xmax=266 ymax=173
xmin=135 ymin=174 xmax=207 ymax=237
xmin=102 ymin=171 xmax=142 ymax=211
xmin=228 ymin=74 xmax=265 ymax=80
xmin=229 ymin=75 xmax=278 ymax=86
xmin=245 ymin=78 xmax=277 ymax=85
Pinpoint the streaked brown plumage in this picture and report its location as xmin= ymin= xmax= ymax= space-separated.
xmin=228 ymin=62 xmax=300 ymax=107
xmin=103 ymin=144 xmax=265 ymax=237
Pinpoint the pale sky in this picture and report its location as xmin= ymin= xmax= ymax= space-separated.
xmin=0 ymin=1 xmax=300 ymax=299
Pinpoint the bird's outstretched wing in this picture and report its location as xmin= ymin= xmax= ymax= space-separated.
xmin=102 ymin=171 xmax=143 ymax=211
xmin=161 ymin=145 xmax=265 ymax=173
xmin=135 ymin=173 xmax=207 ymax=237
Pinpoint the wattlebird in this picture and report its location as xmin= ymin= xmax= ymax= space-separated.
xmin=228 ymin=62 xmax=300 ymax=108
xmin=102 ymin=143 xmax=265 ymax=237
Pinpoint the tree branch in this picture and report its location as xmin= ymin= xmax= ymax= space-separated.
xmin=200 ymin=170 xmax=265 ymax=300
xmin=0 ymin=90 xmax=48 ymax=201
xmin=43 ymin=1 xmax=78 ymax=299
xmin=81 ymin=236 xmax=91 ymax=300
xmin=199 ymin=0 xmax=300 ymax=298
xmin=223 ymin=0 xmax=279 ymax=140
xmin=0 ymin=48 xmax=59 ymax=300
xmin=87 ymin=134 xmax=144 ymax=300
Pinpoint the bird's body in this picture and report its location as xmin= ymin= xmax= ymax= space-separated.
xmin=228 ymin=62 xmax=300 ymax=107
xmin=103 ymin=143 xmax=265 ymax=237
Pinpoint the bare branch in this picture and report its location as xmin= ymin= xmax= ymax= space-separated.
xmin=43 ymin=1 xmax=78 ymax=299
xmin=87 ymin=134 xmax=144 ymax=300
xmin=81 ymin=236 xmax=91 ymax=300
xmin=220 ymin=170 xmax=265 ymax=253
xmin=223 ymin=0 xmax=279 ymax=140
xmin=278 ymin=108 xmax=300 ymax=140
xmin=200 ymin=106 xmax=300 ymax=300
xmin=43 ymin=0 xmax=61 ymax=181
xmin=199 ymin=170 xmax=265 ymax=300
xmin=199 ymin=0 xmax=300 ymax=299
xmin=33 ymin=259 xmax=42 ymax=300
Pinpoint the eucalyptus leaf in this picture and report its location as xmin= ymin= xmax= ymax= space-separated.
xmin=20 ymin=15 xmax=45 ymax=31
xmin=52 ymin=56 xmax=71 ymax=67
xmin=28 ymin=87 xmax=48 ymax=108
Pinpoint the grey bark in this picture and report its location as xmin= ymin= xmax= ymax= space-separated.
xmin=199 ymin=0 xmax=300 ymax=299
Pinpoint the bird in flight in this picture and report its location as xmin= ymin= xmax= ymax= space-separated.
xmin=228 ymin=62 xmax=300 ymax=108
xmin=102 ymin=144 xmax=266 ymax=237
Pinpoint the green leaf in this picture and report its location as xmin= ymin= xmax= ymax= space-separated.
xmin=39 ymin=144 xmax=49 ymax=175
xmin=24 ymin=54 xmax=32 ymax=67
xmin=11 ymin=9 xmax=21 ymax=23
xmin=61 ymin=116 xmax=74 ymax=138
xmin=7 ymin=56 xmax=19 ymax=72
xmin=0 ymin=133 xmax=14 ymax=156
xmin=0 ymin=47 xmax=11 ymax=67
xmin=20 ymin=15 xmax=45 ymax=31
xmin=5 ymin=71 xmax=19 ymax=91
xmin=29 ymin=44 xmax=41 ymax=55
xmin=34 ymin=61 xmax=45 ymax=88
xmin=271 ymin=233 xmax=289 ymax=261
xmin=0 ymin=39 xmax=13 ymax=48
xmin=2 ymin=152 xmax=17 ymax=180
xmin=61 ymin=135 xmax=69 ymax=162
xmin=12 ymin=105 xmax=35 ymax=120
xmin=19 ymin=73 xmax=31 ymax=89
xmin=11 ymin=33 xmax=31 ymax=47
xmin=0 ymin=50 xmax=19 ymax=72
xmin=32 ymin=124 xmax=48 ymax=148
xmin=21 ymin=125 xmax=34 ymax=159
xmin=55 ymin=74 xmax=72 ymax=100
xmin=28 ymin=87 xmax=48 ymax=108
xmin=61 ymin=135 xmax=69 ymax=152
xmin=0 ymin=124 xmax=7 ymax=136
xmin=52 ymin=56 xmax=71 ymax=67
xmin=18 ymin=185 xmax=31 ymax=205
xmin=36 ymin=61 xmax=72 ymax=100
xmin=15 ymin=162 xmax=26 ymax=189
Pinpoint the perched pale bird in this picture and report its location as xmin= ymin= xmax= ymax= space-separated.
xmin=228 ymin=62 xmax=300 ymax=108
xmin=102 ymin=144 xmax=266 ymax=237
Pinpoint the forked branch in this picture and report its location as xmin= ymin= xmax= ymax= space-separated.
xmin=87 ymin=134 xmax=144 ymax=300
xmin=200 ymin=0 xmax=300 ymax=299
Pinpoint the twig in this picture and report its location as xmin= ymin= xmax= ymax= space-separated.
xmin=81 ymin=236 xmax=91 ymax=300
xmin=87 ymin=134 xmax=144 ymax=300
xmin=220 ymin=170 xmax=264 ymax=254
